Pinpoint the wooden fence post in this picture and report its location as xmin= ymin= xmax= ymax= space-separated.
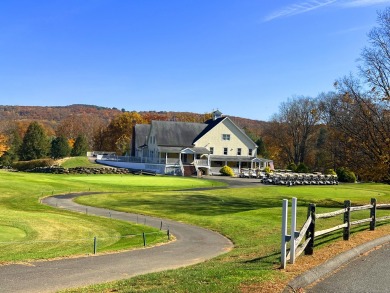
xmin=304 ymin=203 xmax=316 ymax=255
xmin=290 ymin=197 xmax=297 ymax=264
xmin=370 ymin=198 xmax=376 ymax=231
xmin=343 ymin=200 xmax=351 ymax=240
xmin=281 ymin=199 xmax=289 ymax=269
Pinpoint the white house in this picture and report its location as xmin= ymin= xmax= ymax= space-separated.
xmin=127 ymin=110 xmax=273 ymax=176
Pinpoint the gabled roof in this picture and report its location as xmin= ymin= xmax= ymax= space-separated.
xmin=152 ymin=120 xmax=207 ymax=147
xmin=134 ymin=124 xmax=150 ymax=148
xmin=193 ymin=117 xmax=225 ymax=143
xmin=193 ymin=116 xmax=257 ymax=148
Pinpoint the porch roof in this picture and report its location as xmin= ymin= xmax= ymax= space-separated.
xmin=158 ymin=146 xmax=210 ymax=154
xmin=210 ymin=155 xmax=269 ymax=162
xmin=181 ymin=147 xmax=210 ymax=154
xmin=158 ymin=146 xmax=184 ymax=153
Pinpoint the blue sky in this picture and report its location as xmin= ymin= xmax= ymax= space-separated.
xmin=1 ymin=0 xmax=390 ymax=121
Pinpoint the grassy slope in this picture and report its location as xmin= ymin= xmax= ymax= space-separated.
xmin=70 ymin=183 xmax=390 ymax=293
xmin=0 ymin=171 xmax=221 ymax=262
xmin=60 ymin=156 xmax=99 ymax=168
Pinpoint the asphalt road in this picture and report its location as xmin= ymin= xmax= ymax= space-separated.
xmin=0 ymin=193 xmax=233 ymax=293
xmin=307 ymin=242 xmax=390 ymax=293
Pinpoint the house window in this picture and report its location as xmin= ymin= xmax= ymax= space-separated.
xmin=249 ymin=148 xmax=253 ymax=156
xmin=210 ymin=147 xmax=214 ymax=154
xmin=237 ymin=148 xmax=241 ymax=155
xmin=223 ymin=148 xmax=228 ymax=155
xmin=222 ymin=134 xmax=231 ymax=141
xmin=196 ymin=154 xmax=201 ymax=159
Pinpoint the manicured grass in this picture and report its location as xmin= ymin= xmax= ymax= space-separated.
xmin=70 ymin=183 xmax=390 ymax=293
xmin=60 ymin=156 xmax=98 ymax=168
xmin=0 ymin=171 xmax=220 ymax=262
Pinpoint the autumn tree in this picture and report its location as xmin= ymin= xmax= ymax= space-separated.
xmin=95 ymin=112 xmax=145 ymax=154
xmin=19 ymin=122 xmax=50 ymax=160
xmin=266 ymin=97 xmax=321 ymax=167
xmin=326 ymin=77 xmax=390 ymax=181
xmin=0 ymin=134 xmax=8 ymax=157
xmin=56 ymin=114 xmax=106 ymax=149
xmin=317 ymin=8 xmax=390 ymax=181
xmin=0 ymin=124 xmax=22 ymax=165
xmin=359 ymin=7 xmax=390 ymax=103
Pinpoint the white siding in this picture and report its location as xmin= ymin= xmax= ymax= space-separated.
xmin=194 ymin=118 xmax=257 ymax=156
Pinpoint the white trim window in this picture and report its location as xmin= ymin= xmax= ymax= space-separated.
xmin=248 ymin=148 xmax=253 ymax=156
xmin=237 ymin=148 xmax=241 ymax=156
xmin=222 ymin=134 xmax=231 ymax=141
xmin=210 ymin=147 xmax=214 ymax=154
xmin=223 ymin=147 xmax=228 ymax=155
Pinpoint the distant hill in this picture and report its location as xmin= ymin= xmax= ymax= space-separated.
xmin=0 ymin=104 xmax=121 ymax=123
xmin=0 ymin=104 xmax=267 ymax=138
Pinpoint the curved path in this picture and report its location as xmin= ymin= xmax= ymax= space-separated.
xmin=0 ymin=192 xmax=233 ymax=293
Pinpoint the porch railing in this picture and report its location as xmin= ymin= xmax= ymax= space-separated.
xmin=194 ymin=159 xmax=209 ymax=167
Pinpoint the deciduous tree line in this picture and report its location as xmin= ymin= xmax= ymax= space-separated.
xmin=262 ymin=8 xmax=390 ymax=182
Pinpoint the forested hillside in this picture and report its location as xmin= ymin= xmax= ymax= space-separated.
xmin=0 ymin=104 xmax=266 ymax=136
xmin=0 ymin=104 xmax=267 ymax=161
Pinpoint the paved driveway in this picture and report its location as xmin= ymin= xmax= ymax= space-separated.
xmin=0 ymin=193 xmax=232 ymax=293
xmin=307 ymin=242 xmax=390 ymax=293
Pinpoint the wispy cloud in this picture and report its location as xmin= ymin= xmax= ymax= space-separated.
xmin=264 ymin=0 xmax=390 ymax=22
xmin=342 ymin=0 xmax=390 ymax=7
xmin=263 ymin=0 xmax=336 ymax=22
xmin=330 ymin=24 xmax=372 ymax=35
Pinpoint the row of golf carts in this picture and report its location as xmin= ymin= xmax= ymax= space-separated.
xmin=239 ymin=169 xmax=338 ymax=185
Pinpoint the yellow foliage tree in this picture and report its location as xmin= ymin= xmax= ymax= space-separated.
xmin=0 ymin=134 xmax=9 ymax=156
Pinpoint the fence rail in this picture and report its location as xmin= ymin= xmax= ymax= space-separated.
xmin=281 ymin=198 xmax=390 ymax=269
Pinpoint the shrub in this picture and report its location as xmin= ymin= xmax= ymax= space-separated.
xmin=325 ymin=169 xmax=337 ymax=175
xmin=296 ymin=163 xmax=310 ymax=173
xmin=12 ymin=159 xmax=55 ymax=171
xmin=287 ymin=162 xmax=297 ymax=172
xmin=264 ymin=166 xmax=272 ymax=174
xmin=219 ymin=165 xmax=234 ymax=177
xmin=336 ymin=167 xmax=356 ymax=183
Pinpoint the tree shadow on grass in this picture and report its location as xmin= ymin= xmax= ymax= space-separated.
xmin=119 ymin=193 xmax=289 ymax=216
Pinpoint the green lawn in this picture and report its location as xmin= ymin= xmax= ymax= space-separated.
xmin=0 ymin=171 xmax=221 ymax=262
xmin=60 ymin=156 xmax=99 ymax=168
xmin=70 ymin=183 xmax=390 ymax=293
xmin=1 ymin=169 xmax=389 ymax=292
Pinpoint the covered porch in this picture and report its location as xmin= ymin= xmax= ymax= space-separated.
xmin=208 ymin=155 xmax=273 ymax=175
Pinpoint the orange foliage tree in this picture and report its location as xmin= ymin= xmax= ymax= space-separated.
xmin=95 ymin=112 xmax=145 ymax=154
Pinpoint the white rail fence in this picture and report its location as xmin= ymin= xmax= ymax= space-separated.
xmin=281 ymin=197 xmax=390 ymax=269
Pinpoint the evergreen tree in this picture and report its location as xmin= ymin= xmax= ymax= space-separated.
xmin=51 ymin=136 xmax=71 ymax=159
xmin=255 ymin=137 xmax=268 ymax=158
xmin=19 ymin=122 xmax=50 ymax=160
xmin=71 ymin=135 xmax=89 ymax=156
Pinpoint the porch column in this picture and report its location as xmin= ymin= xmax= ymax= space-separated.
xmin=239 ymin=161 xmax=241 ymax=173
